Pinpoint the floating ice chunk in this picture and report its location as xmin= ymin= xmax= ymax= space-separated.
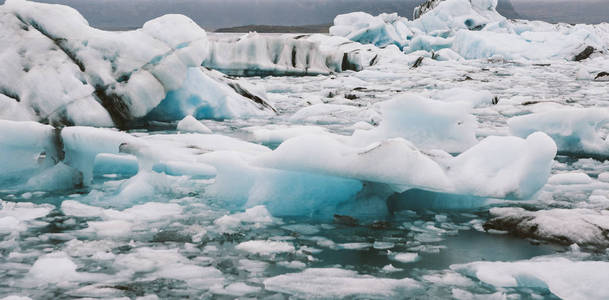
xmin=152 ymin=263 xmax=223 ymax=285
xmin=264 ymin=268 xmax=420 ymax=298
xmin=113 ymin=171 xmax=165 ymax=202
xmin=485 ymin=207 xmax=609 ymax=246
xmin=147 ymin=68 xmax=275 ymax=121
xmin=204 ymin=148 xmax=364 ymax=217
xmin=0 ymin=201 xmax=53 ymax=222
xmin=1 ymin=296 xmax=32 ymax=300
xmin=258 ymin=131 xmax=555 ymax=200
xmin=257 ymin=136 xmax=452 ymax=194
xmin=86 ymin=220 xmax=134 ymax=237
xmin=113 ymin=247 xmax=223 ymax=286
xmin=176 ymin=115 xmax=212 ymax=134
xmin=210 ymin=282 xmax=261 ymax=297
xmin=62 ymin=201 xmax=182 ymax=237
xmin=93 ymin=153 xmax=139 ymax=177
xmin=63 ymin=239 xmax=116 ymax=260
xmin=105 ymin=202 xmax=183 ymax=221
xmin=62 ymin=200 xmax=182 ymax=221
xmin=214 ymin=205 xmax=276 ymax=232
xmin=330 ymin=12 xmax=412 ymax=49
xmin=373 ymin=241 xmax=395 ymax=250
xmin=0 ymin=120 xmax=57 ymax=185
xmin=0 ymin=216 xmax=21 ymax=233
xmin=337 ymin=243 xmax=373 ymax=250
xmin=391 ymin=252 xmax=420 ymax=264
xmin=238 ymin=259 xmax=268 ymax=275
xmin=352 ymin=94 xmax=478 ymax=153
xmin=61 ymin=200 xmax=106 ymax=218
xmin=599 ymin=172 xmax=609 ymax=183
xmin=62 ymin=126 xmax=140 ymax=183
xmin=153 ymin=160 xmax=216 ymax=179
xmin=28 ymin=252 xmax=77 ymax=282
xmin=236 ymin=240 xmax=295 ymax=256
xmin=244 ymin=125 xmax=330 ymax=145
xmin=279 ymin=261 xmax=307 ymax=270
xmin=433 ymin=48 xmax=463 ymax=61
xmin=0 ymin=201 xmax=53 ymax=233
xmin=289 ymin=103 xmax=362 ymax=124
xmin=447 ymin=132 xmax=557 ymax=199
xmin=114 ymin=247 xmax=185 ymax=273
xmin=382 ymin=264 xmax=403 ymax=273
xmin=452 ymin=257 xmax=609 ymax=300
xmin=422 ymin=271 xmax=474 ymax=286
xmin=548 ymin=173 xmax=593 ymax=185
xmin=22 ymin=162 xmax=82 ymax=191
xmin=27 ymin=252 xmax=105 ymax=283
xmin=451 ymin=289 xmax=508 ymax=300
xmin=508 ymin=108 xmax=609 ymax=157
xmin=429 ymin=88 xmax=494 ymax=108
xmin=204 ymin=32 xmax=359 ymax=76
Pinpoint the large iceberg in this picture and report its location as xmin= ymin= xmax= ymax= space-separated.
xmin=204 ymin=32 xmax=366 ymax=76
xmin=0 ymin=0 xmax=275 ymax=128
xmin=0 ymin=91 xmax=558 ymax=218
xmin=329 ymin=0 xmax=609 ymax=61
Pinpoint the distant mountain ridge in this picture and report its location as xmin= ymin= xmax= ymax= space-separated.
xmin=215 ymin=24 xmax=330 ymax=34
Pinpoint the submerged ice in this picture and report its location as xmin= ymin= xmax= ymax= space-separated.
xmin=1 ymin=0 xmax=609 ymax=298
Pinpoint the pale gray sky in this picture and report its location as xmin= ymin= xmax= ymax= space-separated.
xmin=1 ymin=0 xmax=607 ymax=30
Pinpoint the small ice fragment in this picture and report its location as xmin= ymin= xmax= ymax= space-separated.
xmin=391 ymin=252 xmax=420 ymax=264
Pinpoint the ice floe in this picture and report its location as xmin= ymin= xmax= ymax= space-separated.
xmin=453 ymin=256 xmax=609 ymax=300
xmin=264 ymin=268 xmax=420 ymax=299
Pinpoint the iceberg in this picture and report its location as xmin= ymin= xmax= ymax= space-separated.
xmin=256 ymin=131 xmax=556 ymax=201
xmin=0 ymin=120 xmax=61 ymax=188
xmin=508 ymin=108 xmax=609 ymax=157
xmin=1 ymin=88 xmax=558 ymax=217
xmin=204 ymin=32 xmax=365 ymax=76
xmin=329 ymin=0 xmax=609 ymax=61
xmin=330 ymin=12 xmax=413 ymax=49
xmin=351 ymin=94 xmax=478 ymax=153
xmin=0 ymin=0 xmax=275 ymax=129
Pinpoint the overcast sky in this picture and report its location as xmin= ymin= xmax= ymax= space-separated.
xmin=1 ymin=0 xmax=607 ymax=30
